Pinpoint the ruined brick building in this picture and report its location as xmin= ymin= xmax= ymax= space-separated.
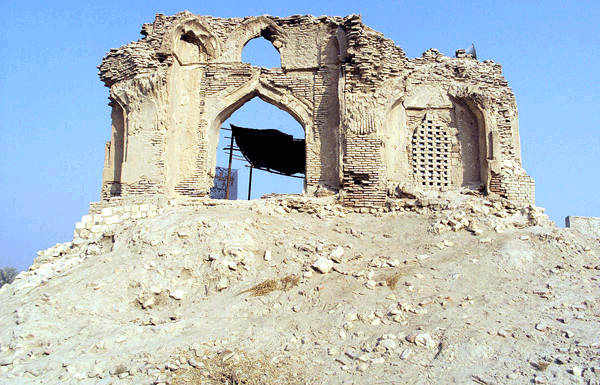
xmin=98 ymin=12 xmax=535 ymax=207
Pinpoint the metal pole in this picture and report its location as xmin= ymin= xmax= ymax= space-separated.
xmin=247 ymin=165 xmax=253 ymax=200
xmin=225 ymin=133 xmax=234 ymax=200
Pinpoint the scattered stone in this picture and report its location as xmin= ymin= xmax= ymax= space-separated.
xmin=216 ymin=278 xmax=229 ymax=291
xmin=378 ymin=338 xmax=397 ymax=350
xmin=554 ymin=356 xmax=567 ymax=365
xmin=150 ymin=286 xmax=162 ymax=295
xmin=188 ymin=358 xmax=202 ymax=368
xmin=139 ymin=295 xmax=155 ymax=309
xmin=312 ymin=257 xmax=334 ymax=274
xmin=355 ymin=354 xmax=368 ymax=363
xmin=170 ymin=289 xmax=184 ymax=300
xmin=387 ymin=259 xmax=400 ymax=267
xmin=400 ymin=348 xmax=411 ymax=360
xmin=414 ymin=333 xmax=435 ymax=348
xmin=532 ymin=360 xmax=550 ymax=371
xmin=571 ymin=367 xmax=582 ymax=376
xmin=535 ymin=322 xmax=548 ymax=331
xmin=0 ymin=357 xmax=13 ymax=367
xmin=330 ymin=246 xmax=345 ymax=263
xmin=87 ymin=366 xmax=102 ymax=378
xmin=221 ymin=258 xmax=237 ymax=270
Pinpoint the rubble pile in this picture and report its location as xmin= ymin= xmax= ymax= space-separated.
xmin=0 ymin=195 xmax=598 ymax=385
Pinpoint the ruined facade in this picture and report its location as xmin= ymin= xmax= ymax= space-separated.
xmin=98 ymin=12 xmax=535 ymax=207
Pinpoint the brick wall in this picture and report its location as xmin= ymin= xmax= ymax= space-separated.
xmin=98 ymin=13 xmax=536 ymax=209
xmin=343 ymin=136 xmax=386 ymax=207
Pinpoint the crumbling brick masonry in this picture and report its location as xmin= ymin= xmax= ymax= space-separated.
xmin=98 ymin=12 xmax=535 ymax=207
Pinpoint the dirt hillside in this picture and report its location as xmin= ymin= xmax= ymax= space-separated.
xmin=0 ymin=192 xmax=599 ymax=385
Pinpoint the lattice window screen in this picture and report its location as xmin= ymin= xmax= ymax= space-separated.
xmin=411 ymin=116 xmax=450 ymax=188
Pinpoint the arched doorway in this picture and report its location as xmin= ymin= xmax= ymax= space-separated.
xmin=212 ymin=97 xmax=305 ymax=199
xmin=205 ymin=78 xmax=313 ymax=199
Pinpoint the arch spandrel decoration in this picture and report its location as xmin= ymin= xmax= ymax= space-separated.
xmin=98 ymin=13 xmax=535 ymax=207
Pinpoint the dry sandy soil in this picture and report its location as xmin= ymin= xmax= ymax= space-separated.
xmin=0 ymin=193 xmax=599 ymax=385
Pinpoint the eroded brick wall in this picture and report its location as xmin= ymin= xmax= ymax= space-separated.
xmin=98 ymin=12 xmax=536 ymax=208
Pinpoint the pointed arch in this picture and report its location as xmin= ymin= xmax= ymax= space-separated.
xmin=206 ymin=74 xmax=311 ymax=136
xmin=383 ymin=85 xmax=492 ymax=191
xmin=446 ymin=90 xmax=494 ymax=191
xmin=221 ymin=16 xmax=289 ymax=63
xmin=159 ymin=16 xmax=220 ymax=64
xmin=242 ymin=36 xmax=281 ymax=67
xmin=203 ymin=77 xmax=314 ymax=193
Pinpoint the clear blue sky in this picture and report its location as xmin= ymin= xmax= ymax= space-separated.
xmin=0 ymin=0 xmax=598 ymax=271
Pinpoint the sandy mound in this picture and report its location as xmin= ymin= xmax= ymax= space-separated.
xmin=0 ymin=194 xmax=598 ymax=385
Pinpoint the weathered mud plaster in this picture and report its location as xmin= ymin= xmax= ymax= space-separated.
xmin=98 ymin=12 xmax=535 ymax=207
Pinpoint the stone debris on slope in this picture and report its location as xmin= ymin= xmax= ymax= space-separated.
xmin=0 ymin=194 xmax=598 ymax=385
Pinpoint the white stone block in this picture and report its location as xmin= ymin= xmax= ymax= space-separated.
xmin=81 ymin=215 xmax=93 ymax=224
xmin=104 ymin=215 xmax=120 ymax=225
xmin=329 ymin=246 xmax=345 ymax=263
xmin=312 ymin=257 xmax=334 ymax=274
xmin=90 ymin=225 xmax=105 ymax=233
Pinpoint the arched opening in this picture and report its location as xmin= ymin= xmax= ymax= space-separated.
xmin=398 ymin=87 xmax=488 ymax=192
xmin=103 ymin=101 xmax=125 ymax=198
xmin=211 ymin=97 xmax=305 ymax=199
xmin=174 ymin=30 xmax=208 ymax=63
xmin=407 ymin=107 xmax=484 ymax=190
xmin=451 ymin=96 xmax=490 ymax=190
xmin=242 ymin=35 xmax=281 ymax=68
xmin=452 ymin=98 xmax=483 ymax=188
